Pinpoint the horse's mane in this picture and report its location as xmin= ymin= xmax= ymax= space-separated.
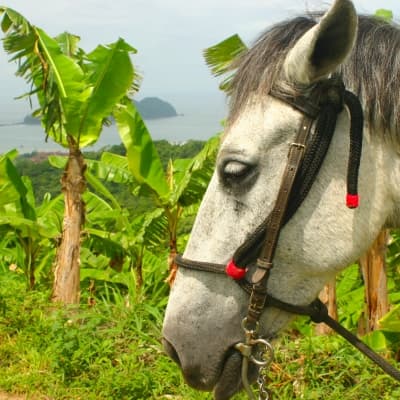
xmin=228 ymin=13 xmax=400 ymax=148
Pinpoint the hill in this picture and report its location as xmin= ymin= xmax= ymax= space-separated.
xmin=23 ymin=115 xmax=40 ymax=125
xmin=134 ymin=97 xmax=178 ymax=119
xmin=23 ymin=97 xmax=178 ymax=124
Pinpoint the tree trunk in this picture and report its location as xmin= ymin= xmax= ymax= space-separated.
xmin=52 ymin=143 xmax=86 ymax=304
xmin=316 ymin=280 xmax=338 ymax=335
xmin=358 ymin=230 xmax=389 ymax=334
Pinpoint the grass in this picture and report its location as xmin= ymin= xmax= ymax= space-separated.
xmin=267 ymin=334 xmax=400 ymax=399
xmin=0 ymin=270 xmax=400 ymax=399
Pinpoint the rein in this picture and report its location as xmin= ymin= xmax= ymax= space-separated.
xmin=175 ymin=76 xmax=400 ymax=397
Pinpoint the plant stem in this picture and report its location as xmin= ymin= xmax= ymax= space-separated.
xmin=52 ymin=138 xmax=86 ymax=304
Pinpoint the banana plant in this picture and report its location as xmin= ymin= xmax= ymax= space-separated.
xmin=52 ymin=126 xmax=218 ymax=287
xmin=0 ymin=7 xmax=138 ymax=303
xmin=375 ymin=9 xmax=393 ymax=21
xmin=49 ymin=153 xmax=166 ymax=290
xmin=114 ymin=99 xmax=219 ymax=283
xmin=0 ymin=151 xmax=63 ymax=288
xmin=203 ymin=33 xmax=247 ymax=92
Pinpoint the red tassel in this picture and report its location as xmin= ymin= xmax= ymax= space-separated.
xmin=225 ymin=260 xmax=246 ymax=280
xmin=346 ymin=193 xmax=359 ymax=209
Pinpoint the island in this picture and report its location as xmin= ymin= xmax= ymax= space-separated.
xmin=134 ymin=97 xmax=178 ymax=119
xmin=24 ymin=115 xmax=41 ymax=125
xmin=22 ymin=96 xmax=178 ymax=125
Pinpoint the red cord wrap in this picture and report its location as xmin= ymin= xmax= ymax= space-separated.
xmin=225 ymin=260 xmax=246 ymax=280
xmin=346 ymin=193 xmax=359 ymax=209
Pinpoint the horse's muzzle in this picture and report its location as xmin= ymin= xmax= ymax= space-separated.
xmin=162 ymin=337 xmax=216 ymax=390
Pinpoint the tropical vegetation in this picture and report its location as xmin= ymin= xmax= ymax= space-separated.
xmin=0 ymin=4 xmax=399 ymax=400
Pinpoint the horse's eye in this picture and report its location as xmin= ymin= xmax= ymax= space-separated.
xmin=220 ymin=160 xmax=257 ymax=188
xmin=224 ymin=161 xmax=252 ymax=177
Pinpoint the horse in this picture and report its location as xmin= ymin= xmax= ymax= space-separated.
xmin=162 ymin=0 xmax=400 ymax=398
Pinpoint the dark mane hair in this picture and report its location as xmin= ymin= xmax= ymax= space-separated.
xmin=228 ymin=14 xmax=400 ymax=146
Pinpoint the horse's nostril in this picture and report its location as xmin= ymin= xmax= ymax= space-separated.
xmin=162 ymin=338 xmax=181 ymax=367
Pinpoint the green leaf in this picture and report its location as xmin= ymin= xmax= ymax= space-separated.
xmin=0 ymin=157 xmax=36 ymax=220
xmin=336 ymin=264 xmax=362 ymax=297
xmin=0 ymin=7 xmax=32 ymax=35
xmin=204 ymin=34 xmax=247 ymax=91
xmin=130 ymin=208 xmax=167 ymax=247
xmin=80 ymin=247 xmax=111 ymax=273
xmin=363 ymin=330 xmax=389 ymax=352
xmin=80 ymin=268 xmax=112 ymax=282
xmin=379 ymin=304 xmax=400 ymax=332
xmin=35 ymin=28 xmax=88 ymax=143
xmin=0 ymin=9 xmax=12 ymax=32
xmin=375 ymin=9 xmax=393 ymax=22
xmin=170 ymin=135 xmax=219 ymax=206
xmin=101 ymin=152 xmax=129 ymax=170
xmin=47 ymin=154 xmax=67 ymax=169
xmin=77 ymin=38 xmax=136 ymax=147
xmin=86 ymin=152 xmax=133 ymax=184
xmin=55 ymin=31 xmax=81 ymax=57
xmin=85 ymin=170 xmax=122 ymax=211
xmin=0 ymin=149 xmax=18 ymax=161
xmin=114 ymin=99 xmax=169 ymax=199
xmin=35 ymin=28 xmax=85 ymax=101
xmin=84 ymin=191 xmax=113 ymax=214
xmin=36 ymin=194 xmax=64 ymax=237
xmin=204 ymin=34 xmax=247 ymax=77
xmin=0 ymin=215 xmax=36 ymax=229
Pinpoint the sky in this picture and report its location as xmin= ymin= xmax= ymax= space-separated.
xmin=0 ymin=0 xmax=399 ymax=118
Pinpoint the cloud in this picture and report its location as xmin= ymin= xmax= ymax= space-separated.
xmin=1 ymin=0 xmax=399 ymax=104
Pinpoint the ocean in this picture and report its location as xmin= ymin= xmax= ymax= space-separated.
xmin=0 ymin=92 xmax=228 ymax=154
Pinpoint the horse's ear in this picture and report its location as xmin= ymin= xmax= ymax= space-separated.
xmin=283 ymin=0 xmax=358 ymax=85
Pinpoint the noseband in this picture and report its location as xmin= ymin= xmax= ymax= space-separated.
xmin=175 ymin=76 xmax=400 ymax=389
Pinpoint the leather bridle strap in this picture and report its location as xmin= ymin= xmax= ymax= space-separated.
xmin=246 ymin=112 xmax=315 ymax=326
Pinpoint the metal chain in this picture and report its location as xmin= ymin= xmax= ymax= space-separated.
xmin=235 ymin=318 xmax=274 ymax=400
xmin=257 ymin=363 xmax=272 ymax=400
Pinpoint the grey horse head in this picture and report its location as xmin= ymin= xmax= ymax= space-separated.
xmin=163 ymin=1 xmax=400 ymax=398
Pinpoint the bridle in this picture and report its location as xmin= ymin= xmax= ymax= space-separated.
xmin=175 ymin=75 xmax=400 ymax=398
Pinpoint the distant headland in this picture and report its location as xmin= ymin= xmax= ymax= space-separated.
xmin=134 ymin=97 xmax=179 ymax=119
xmin=23 ymin=115 xmax=40 ymax=125
xmin=20 ymin=97 xmax=178 ymax=125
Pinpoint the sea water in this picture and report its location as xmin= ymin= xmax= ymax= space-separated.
xmin=0 ymin=92 xmax=227 ymax=154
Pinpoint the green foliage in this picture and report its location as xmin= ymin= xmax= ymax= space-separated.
xmin=203 ymin=34 xmax=248 ymax=91
xmin=15 ymin=154 xmax=63 ymax=201
xmin=375 ymin=9 xmax=393 ymax=22
xmin=14 ymin=140 xmax=211 ymax=218
xmin=112 ymin=99 xmax=219 ymax=276
xmin=1 ymin=263 xmax=400 ymax=399
xmin=0 ymin=6 xmax=138 ymax=149
xmin=360 ymin=229 xmax=400 ymax=355
xmin=204 ymin=34 xmax=247 ymax=77
xmin=1 ymin=4 xmax=400 ymax=399
xmin=155 ymin=139 xmax=206 ymax=169
xmin=0 ymin=258 xmax=212 ymax=399
xmin=268 ymin=334 xmax=400 ymax=400
xmin=114 ymin=99 xmax=219 ymax=210
xmin=43 ymin=134 xmax=218 ymax=290
xmin=336 ymin=264 xmax=365 ymax=329
xmin=0 ymin=151 xmax=62 ymax=288
xmin=115 ymin=99 xmax=170 ymax=200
